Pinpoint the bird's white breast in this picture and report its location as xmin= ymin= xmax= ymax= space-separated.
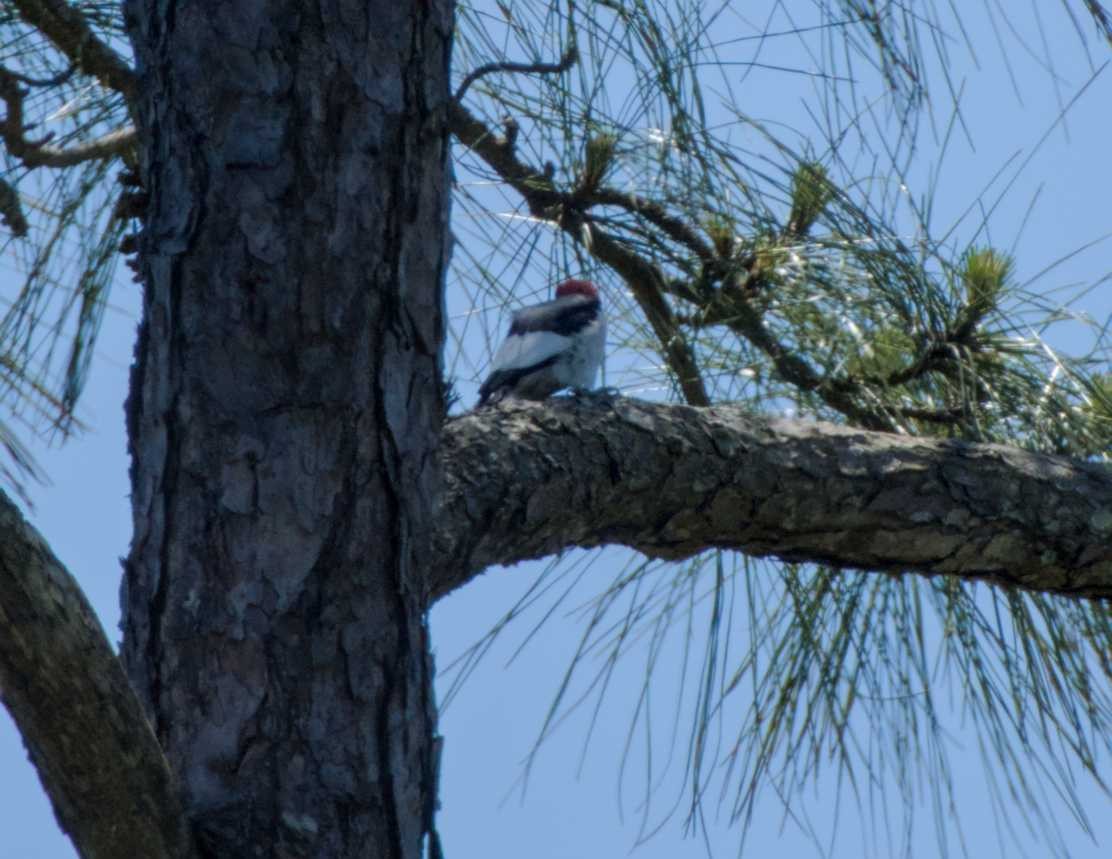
xmin=557 ymin=315 xmax=606 ymax=388
xmin=490 ymin=330 xmax=573 ymax=371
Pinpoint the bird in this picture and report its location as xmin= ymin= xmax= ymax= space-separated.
xmin=477 ymin=279 xmax=606 ymax=406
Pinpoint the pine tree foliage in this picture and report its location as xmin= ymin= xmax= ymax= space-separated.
xmin=2 ymin=0 xmax=1112 ymax=856
xmin=446 ymin=1 xmax=1112 ymax=855
xmin=0 ymin=1 xmax=134 ymax=493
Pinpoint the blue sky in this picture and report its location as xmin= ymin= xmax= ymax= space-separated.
xmin=2 ymin=3 xmax=1111 ymax=858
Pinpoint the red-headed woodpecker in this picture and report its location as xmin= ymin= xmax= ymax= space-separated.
xmin=478 ymin=279 xmax=606 ymax=406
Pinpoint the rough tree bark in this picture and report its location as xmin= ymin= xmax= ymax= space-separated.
xmin=120 ymin=1 xmax=452 ymax=856
xmin=434 ymin=398 xmax=1112 ymax=600
xmin=0 ymin=493 xmax=194 ymax=859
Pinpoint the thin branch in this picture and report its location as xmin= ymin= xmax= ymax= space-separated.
xmin=433 ymin=397 xmax=1112 ymax=602
xmin=4 ymin=62 xmax=76 ymax=88
xmin=0 ymin=491 xmax=197 ymax=859
xmin=587 ymin=186 xmax=716 ymax=263
xmin=0 ymin=66 xmax=134 ymax=167
xmin=9 ymin=0 xmax=137 ymax=101
xmin=575 ymin=223 xmax=710 ymax=405
xmin=454 ymin=46 xmax=579 ymax=104
xmin=25 ymin=125 xmax=134 ymax=167
xmin=683 ymin=275 xmax=896 ymax=429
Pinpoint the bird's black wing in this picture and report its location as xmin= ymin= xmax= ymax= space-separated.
xmin=508 ymin=294 xmax=600 ymax=337
xmin=477 ymin=355 xmax=560 ymax=405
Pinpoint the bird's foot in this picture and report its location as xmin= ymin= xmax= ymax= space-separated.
xmin=570 ymin=386 xmax=622 ymax=403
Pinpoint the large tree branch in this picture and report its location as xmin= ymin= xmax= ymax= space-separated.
xmin=431 ymin=397 xmax=1112 ymax=602
xmin=0 ymin=492 xmax=196 ymax=858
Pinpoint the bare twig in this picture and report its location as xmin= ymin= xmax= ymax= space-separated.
xmin=4 ymin=63 xmax=76 ymax=88
xmin=9 ymin=0 xmax=137 ymax=101
xmin=0 ymin=66 xmax=135 ymax=167
xmin=27 ymin=125 xmax=135 ymax=167
xmin=455 ymin=47 xmax=579 ymax=104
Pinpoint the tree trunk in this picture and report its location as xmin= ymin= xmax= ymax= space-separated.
xmin=120 ymin=1 xmax=452 ymax=856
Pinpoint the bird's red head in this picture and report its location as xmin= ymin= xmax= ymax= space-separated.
xmin=555 ymin=279 xmax=599 ymax=300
